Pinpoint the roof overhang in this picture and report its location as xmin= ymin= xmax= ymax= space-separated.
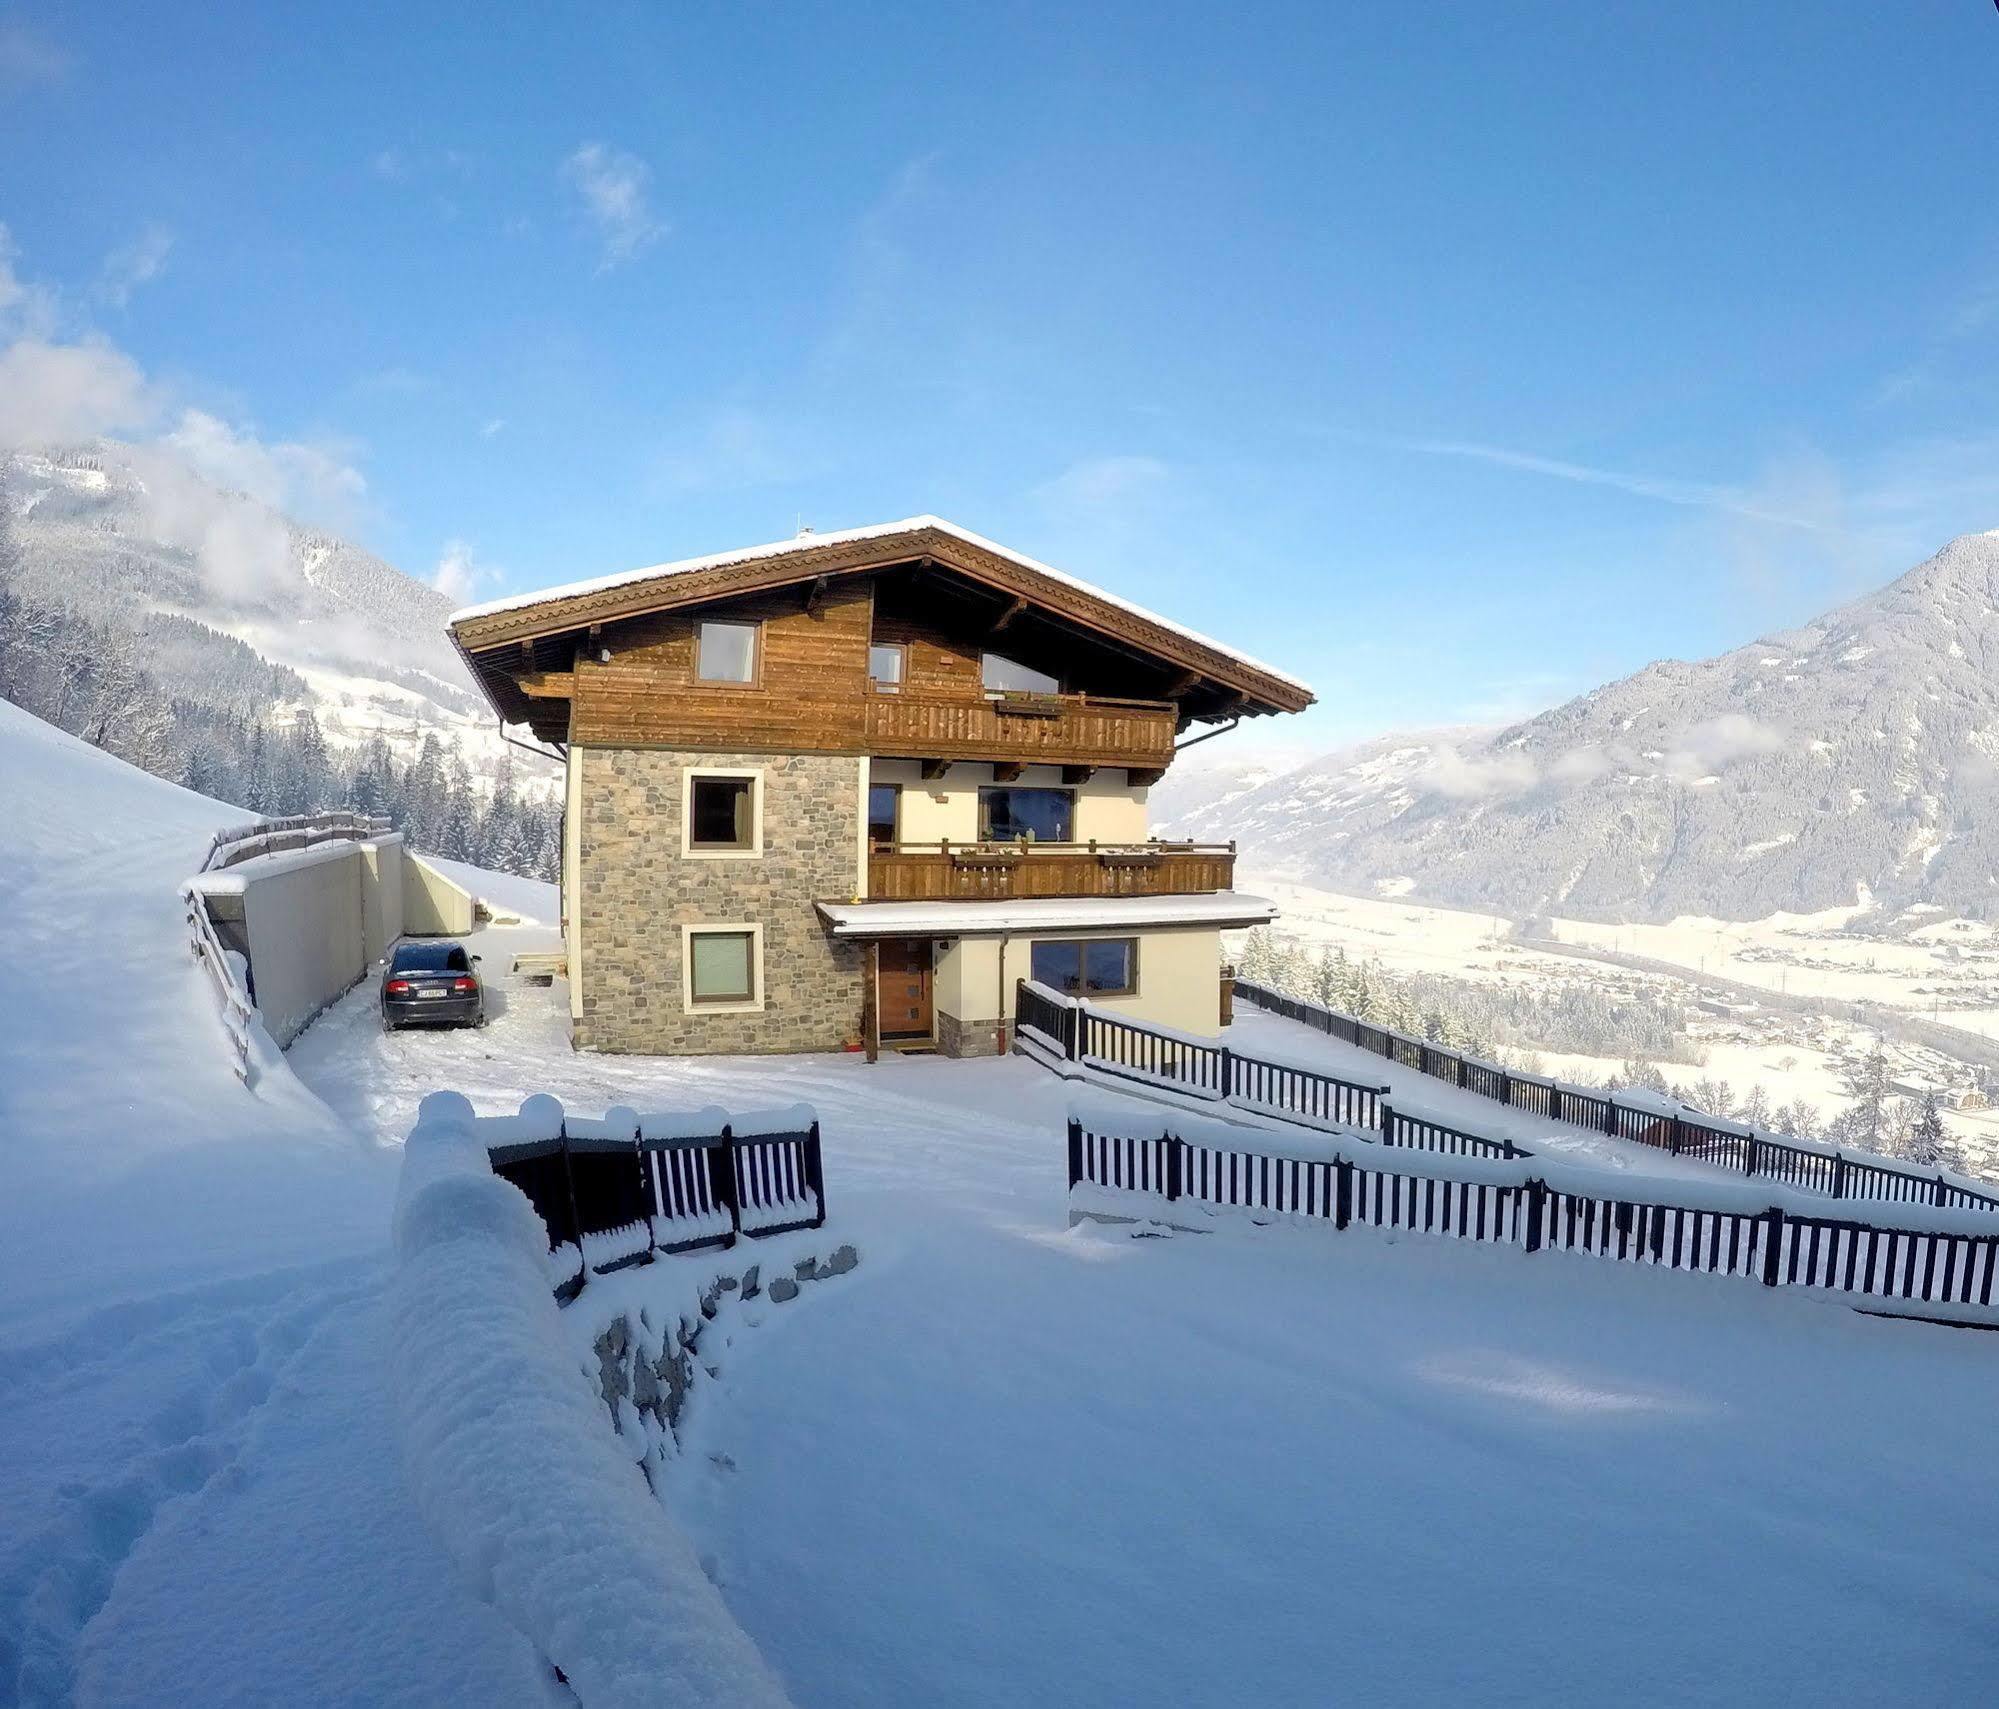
xmin=447 ymin=516 xmax=1314 ymax=732
xmin=814 ymin=891 xmax=1280 ymax=939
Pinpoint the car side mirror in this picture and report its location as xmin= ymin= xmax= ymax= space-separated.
xmin=471 ymin=955 xmax=482 ymax=964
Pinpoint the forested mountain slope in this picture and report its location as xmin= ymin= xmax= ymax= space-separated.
xmin=1166 ymin=533 xmax=1999 ymax=923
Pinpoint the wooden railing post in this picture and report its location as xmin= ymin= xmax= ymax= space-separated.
xmin=1761 ymin=1207 xmax=1785 ymax=1286
xmin=1162 ymin=1132 xmax=1183 ymax=1203
xmin=1668 ymin=1114 xmax=1683 ymax=1155
xmin=1498 ymin=1072 xmax=1512 ymax=1107
xmin=711 ymin=1125 xmax=742 ymax=1245
xmin=806 ymin=1121 xmax=827 ymax=1228
xmin=558 ymin=1130 xmax=587 ymax=1294
xmin=1549 ymin=1084 xmax=1564 ymax=1125
xmin=1379 ymin=1100 xmax=1396 ymax=1146
xmin=1218 ymin=1044 xmax=1234 ymax=1100
xmin=1334 ymin=1157 xmax=1353 ymax=1229
xmin=1523 ymin=1179 xmax=1545 ymax=1253
xmin=1745 ymin=1135 xmax=1759 ymax=1178
xmin=1935 ymin=1173 xmax=1950 ymax=1208
xmin=1067 ymin=1118 xmax=1084 ymax=1189
xmin=1831 ymin=1153 xmax=1846 ymax=1198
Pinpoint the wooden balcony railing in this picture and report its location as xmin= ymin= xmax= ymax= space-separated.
xmin=867 ymin=840 xmax=1236 ymax=902
xmin=863 ymin=686 xmax=1177 ymax=772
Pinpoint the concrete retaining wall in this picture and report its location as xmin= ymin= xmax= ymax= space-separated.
xmin=404 ymin=852 xmax=477 ymax=936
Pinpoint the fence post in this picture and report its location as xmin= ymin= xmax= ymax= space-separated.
xmin=1831 ymin=1153 xmax=1846 ymax=1198
xmin=711 ymin=1125 xmax=742 ymax=1246
xmin=1745 ymin=1135 xmax=1759 ymax=1179
xmin=1334 ymin=1157 xmax=1353 ymax=1229
xmin=1668 ymin=1114 xmax=1683 ymax=1156
xmin=805 ymin=1121 xmax=827 ymax=1229
xmin=1066 ymin=1001 xmax=1082 ymax=1062
xmin=1499 ymin=1072 xmax=1512 ymax=1107
xmin=1067 ymin=1117 xmax=1083 ymax=1189
xmin=1761 ymin=1207 xmax=1784 ymax=1286
xmin=1456 ymin=1054 xmax=1469 ymax=1090
xmin=1218 ymin=1044 xmax=1234 ymax=1101
xmin=1603 ymin=1099 xmax=1618 ymax=1138
xmin=1524 ymin=1178 xmax=1545 ymax=1253
xmin=558 ymin=1132 xmax=587 ymax=1294
xmin=1379 ymin=1100 xmax=1395 ymax=1146
xmin=1549 ymin=1084 xmax=1563 ymax=1125
xmin=1934 ymin=1173 xmax=1949 ymax=1208
xmin=1163 ymin=1132 xmax=1183 ymax=1203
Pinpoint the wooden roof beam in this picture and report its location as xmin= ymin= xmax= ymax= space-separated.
xmin=516 ymin=670 xmax=576 ymax=700
xmin=989 ymin=594 xmax=1029 ymax=636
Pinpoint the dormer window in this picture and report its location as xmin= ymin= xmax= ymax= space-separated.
xmin=981 ymin=652 xmax=1060 ymax=696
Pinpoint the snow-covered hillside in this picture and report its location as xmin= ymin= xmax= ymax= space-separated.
xmin=1168 ymin=533 xmax=1999 ymax=923
xmin=3 ymin=442 xmax=533 ymax=789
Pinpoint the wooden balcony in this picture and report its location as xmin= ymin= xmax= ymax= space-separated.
xmin=863 ymin=686 xmax=1177 ymax=774
xmin=866 ymin=840 xmax=1236 ymax=902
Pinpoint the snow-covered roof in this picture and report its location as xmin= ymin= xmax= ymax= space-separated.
xmin=814 ymin=891 xmax=1279 ymax=938
xmin=450 ymin=515 xmax=1313 ymax=700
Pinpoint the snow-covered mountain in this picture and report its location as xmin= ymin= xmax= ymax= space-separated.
xmin=1166 ymin=533 xmax=1999 ymax=924
xmin=3 ymin=441 xmax=526 ymax=785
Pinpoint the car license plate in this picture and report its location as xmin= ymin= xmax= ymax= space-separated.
xmin=419 ymin=988 xmax=447 ymax=999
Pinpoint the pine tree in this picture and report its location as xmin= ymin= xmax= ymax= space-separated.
xmin=1905 ymin=1092 xmax=1949 ymax=1168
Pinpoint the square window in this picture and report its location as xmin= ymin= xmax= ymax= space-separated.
xmin=981 ymin=651 xmax=1061 ymax=695
xmin=688 ymin=929 xmax=755 ymax=1004
xmin=868 ymin=643 xmax=905 ymax=687
xmin=697 ymin=619 xmax=759 ymax=683
xmin=690 ymin=774 xmax=756 ymax=851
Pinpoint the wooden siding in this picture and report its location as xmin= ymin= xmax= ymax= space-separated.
xmin=866 ymin=841 xmax=1234 ymax=901
xmin=864 ymin=687 xmax=1175 ymax=768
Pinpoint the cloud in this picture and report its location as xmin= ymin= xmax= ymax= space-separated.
xmin=0 ymin=337 xmax=153 ymax=443
xmin=431 ymin=539 xmax=492 ymax=603
xmin=94 ymin=223 xmax=174 ymax=308
xmin=478 ymin=416 xmax=506 ymax=439
xmin=562 ymin=142 xmax=665 ymax=268
xmin=1420 ymin=744 xmax=1541 ymax=800
xmin=1667 ymin=714 xmax=1783 ymax=776
xmin=1377 ymin=435 xmax=1835 ymax=533
xmin=0 ymin=19 xmax=68 ymax=92
xmin=165 ymin=408 xmax=367 ymax=526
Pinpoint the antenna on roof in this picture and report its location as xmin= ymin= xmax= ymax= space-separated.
xmin=796 ymin=513 xmax=813 ymax=537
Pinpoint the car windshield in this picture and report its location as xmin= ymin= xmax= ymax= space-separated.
xmin=392 ymin=943 xmax=469 ymax=973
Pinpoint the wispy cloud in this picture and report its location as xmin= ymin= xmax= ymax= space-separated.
xmin=94 ymin=223 xmax=174 ymax=308
xmin=431 ymin=539 xmax=497 ymax=603
xmin=478 ymin=416 xmax=506 ymax=439
xmin=562 ymin=142 xmax=665 ymax=269
xmin=1381 ymin=435 xmax=1835 ymax=532
xmin=0 ymin=18 xmax=69 ymax=93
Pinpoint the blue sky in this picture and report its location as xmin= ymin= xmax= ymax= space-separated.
xmin=5 ymin=1 xmax=1999 ymax=754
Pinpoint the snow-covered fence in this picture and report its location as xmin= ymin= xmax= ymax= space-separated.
xmin=1015 ymin=981 xmax=1525 ymax=1160
xmin=391 ymin=1091 xmax=795 ymax=1708
xmin=483 ymin=1097 xmax=827 ymax=1302
xmin=1231 ymin=977 xmax=1999 ymax=1216
xmin=1067 ymin=1098 xmax=1999 ymax=1321
xmin=195 ymin=809 xmax=392 ymax=874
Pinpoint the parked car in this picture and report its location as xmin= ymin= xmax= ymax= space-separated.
xmin=381 ymin=940 xmax=485 ymax=1030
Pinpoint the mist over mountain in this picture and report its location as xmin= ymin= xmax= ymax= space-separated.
xmin=3 ymin=440 xmax=523 ymax=782
xmin=1163 ymin=533 xmax=1999 ymax=925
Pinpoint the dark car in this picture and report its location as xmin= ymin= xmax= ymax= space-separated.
xmin=381 ymin=940 xmax=486 ymax=1030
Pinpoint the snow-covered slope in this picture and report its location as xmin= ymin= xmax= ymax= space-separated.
xmin=4 ymin=442 xmax=523 ymax=784
xmin=0 ymin=696 xmax=393 ymax=1333
xmin=1169 ymin=533 xmax=1999 ymax=923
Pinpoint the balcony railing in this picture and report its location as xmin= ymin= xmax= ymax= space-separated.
xmin=866 ymin=839 xmax=1236 ymax=902
xmin=863 ymin=686 xmax=1177 ymax=771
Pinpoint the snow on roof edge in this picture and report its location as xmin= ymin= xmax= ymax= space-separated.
xmin=449 ymin=515 xmax=1315 ymax=699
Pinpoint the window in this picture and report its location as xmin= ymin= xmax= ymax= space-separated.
xmin=868 ymin=782 xmax=900 ymax=846
xmin=1031 ymin=938 xmax=1138 ymax=998
xmin=686 ymin=927 xmax=757 ymax=1006
xmin=868 ymin=643 xmax=906 ymax=687
xmin=696 ymin=619 xmax=759 ymax=684
xmin=979 ymin=785 xmax=1072 ymax=842
xmin=392 ymin=942 xmax=470 ymax=973
xmin=689 ymin=774 xmax=756 ymax=851
xmin=981 ymin=651 xmax=1060 ymax=695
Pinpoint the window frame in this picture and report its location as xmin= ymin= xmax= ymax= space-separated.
xmin=694 ymin=617 xmax=764 ymax=687
xmin=980 ymin=650 xmax=1062 ymax=696
xmin=681 ymin=922 xmax=765 ymax=1014
xmin=867 ymin=641 xmax=908 ymax=690
xmin=1030 ymin=936 xmax=1139 ymax=999
xmin=681 ymin=766 xmax=764 ymax=860
xmin=978 ymin=784 xmax=1075 ymax=843
xmin=867 ymin=781 xmax=901 ymax=847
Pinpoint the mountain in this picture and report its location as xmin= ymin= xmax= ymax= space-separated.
xmin=2 ymin=440 xmax=531 ymax=787
xmin=1164 ymin=533 xmax=1999 ymax=924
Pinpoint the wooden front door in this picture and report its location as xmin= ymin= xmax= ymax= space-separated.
xmin=877 ymin=939 xmax=934 ymax=1040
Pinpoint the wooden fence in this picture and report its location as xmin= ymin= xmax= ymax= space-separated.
xmin=1231 ymin=977 xmax=1999 ymax=1216
xmin=488 ymin=1113 xmax=826 ymax=1302
xmin=1015 ymin=981 xmax=1525 ymax=1160
xmin=1068 ymin=1112 xmax=1999 ymax=1318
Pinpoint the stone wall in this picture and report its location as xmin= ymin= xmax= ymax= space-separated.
xmin=575 ymin=747 xmax=866 ymax=1054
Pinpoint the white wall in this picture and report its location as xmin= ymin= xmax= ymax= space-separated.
xmin=359 ymin=835 xmax=406 ymax=966
xmin=565 ymin=745 xmax=585 ymax=1021
xmin=868 ymin=761 xmax=1150 ymax=843
xmin=224 ymin=844 xmax=367 ymax=1047
xmin=936 ymin=924 xmax=1223 ymax=1040
xmin=405 ymin=852 xmax=477 ymax=936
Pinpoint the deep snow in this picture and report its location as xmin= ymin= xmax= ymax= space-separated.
xmin=5 ymin=697 xmax=1999 ymax=1706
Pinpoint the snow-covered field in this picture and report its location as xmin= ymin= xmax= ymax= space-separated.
xmin=6 ymin=704 xmax=1999 ymax=1705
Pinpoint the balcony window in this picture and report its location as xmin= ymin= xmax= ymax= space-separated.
xmin=979 ymin=786 xmax=1072 ymax=843
xmin=868 ymin=643 xmax=906 ymax=688
xmin=1031 ymin=937 xmax=1138 ymax=998
xmin=868 ymin=782 xmax=900 ymax=845
xmin=981 ymin=651 xmax=1060 ymax=695
xmin=696 ymin=619 xmax=760 ymax=684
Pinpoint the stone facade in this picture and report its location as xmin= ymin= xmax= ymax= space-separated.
xmin=937 ymin=1010 xmax=1006 ymax=1059
xmin=575 ymin=747 xmax=866 ymax=1054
